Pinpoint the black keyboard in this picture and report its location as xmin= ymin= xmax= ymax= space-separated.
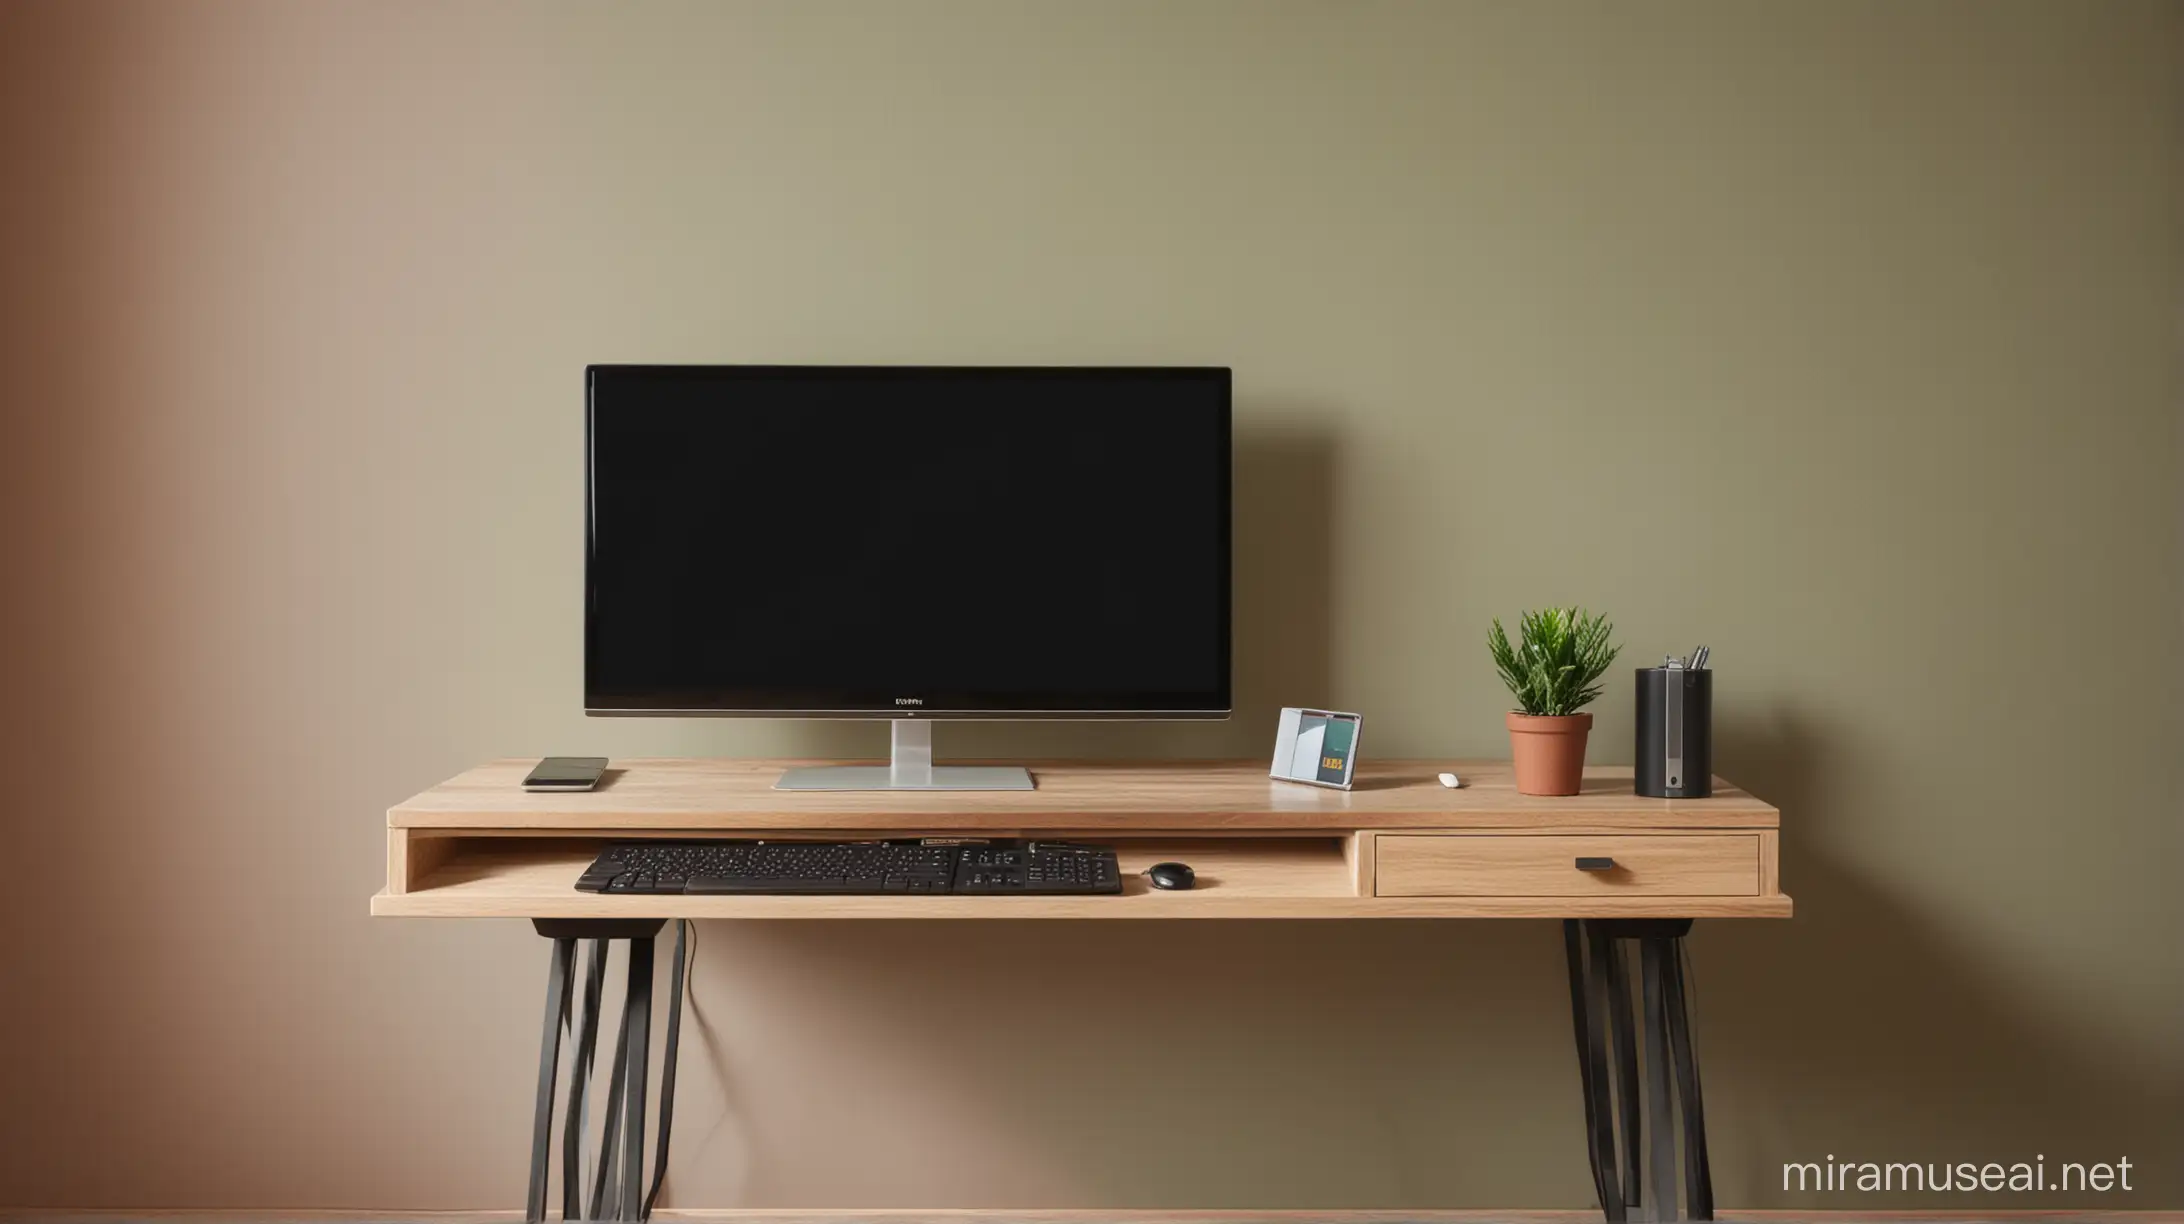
xmin=575 ymin=839 xmax=1123 ymax=896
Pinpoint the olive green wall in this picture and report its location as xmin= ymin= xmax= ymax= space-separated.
xmin=2 ymin=0 xmax=2178 ymax=1211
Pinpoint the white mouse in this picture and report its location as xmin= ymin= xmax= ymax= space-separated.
xmin=1438 ymin=772 xmax=1463 ymax=788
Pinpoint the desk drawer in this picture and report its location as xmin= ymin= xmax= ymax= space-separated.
xmin=1375 ymin=834 xmax=1759 ymax=897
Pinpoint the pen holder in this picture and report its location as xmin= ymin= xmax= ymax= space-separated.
xmin=1635 ymin=664 xmax=1711 ymax=798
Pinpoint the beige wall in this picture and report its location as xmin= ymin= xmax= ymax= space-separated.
xmin=2 ymin=0 xmax=2179 ymax=1211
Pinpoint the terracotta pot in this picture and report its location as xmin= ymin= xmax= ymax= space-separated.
xmin=1506 ymin=711 xmax=1593 ymax=796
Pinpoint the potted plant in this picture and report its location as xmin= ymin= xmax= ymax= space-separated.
xmin=1488 ymin=607 xmax=1621 ymax=796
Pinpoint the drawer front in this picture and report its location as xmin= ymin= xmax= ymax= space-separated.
xmin=1375 ymin=834 xmax=1759 ymax=897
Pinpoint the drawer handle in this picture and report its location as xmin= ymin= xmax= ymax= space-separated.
xmin=1575 ymin=856 xmax=1617 ymax=872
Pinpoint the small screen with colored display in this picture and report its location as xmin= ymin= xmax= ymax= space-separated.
xmin=1270 ymin=708 xmax=1361 ymax=789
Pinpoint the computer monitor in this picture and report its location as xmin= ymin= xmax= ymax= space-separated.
xmin=584 ymin=365 xmax=1232 ymax=790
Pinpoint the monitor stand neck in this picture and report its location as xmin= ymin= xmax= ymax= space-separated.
xmin=773 ymin=721 xmax=1036 ymax=791
xmin=889 ymin=718 xmax=935 ymax=787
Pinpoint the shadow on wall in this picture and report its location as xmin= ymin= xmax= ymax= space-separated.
xmin=1699 ymin=714 xmax=2183 ymax=1207
xmin=1228 ymin=418 xmax=1340 ymax=746
xmin=772 ymin=415 xmax=1342 ymax=763
xmin=669 ymin=912 xmax=1581 ymax=1209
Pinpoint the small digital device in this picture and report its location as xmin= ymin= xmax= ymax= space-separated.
xmin=523 ymin=756 xmax=608 ymax=792
xmin=1270 ymin=708 xmax=1362 ymax=790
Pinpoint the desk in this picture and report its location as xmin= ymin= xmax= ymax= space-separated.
xmin=375 ymin=760 xmax=1788 ymax=1222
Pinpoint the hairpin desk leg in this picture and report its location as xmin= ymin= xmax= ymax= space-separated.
xmin=1595 ymin=924 xmax=1644 ymax=1215
xmin=1563 ymin=920 xmax=1624 ymax=1220
xmin=526 ymin=919 xmax=677 ymax=1222
xmin=1568 ymin=919 xmax=1711 ymax=1223
xmin=563 ymin=940 xmax=608 ymax=1220
xmin=590 ymin=986 xmax=631 ymax=1220
xmin=526 ymin=938 xmax=575 ymax=1224
xmin=1664 ymin=942 xmax=1714 ymax=1219
xmin=1640 ymin=937 xmax=1680 ymax=1222
xmin=619 ymin=936 xmax=655 ymax=1221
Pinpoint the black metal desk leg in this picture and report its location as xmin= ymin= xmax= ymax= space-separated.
xmin=589 ymin=990 xmax=631 ymax=1220
xmin=1581 ymin=926 xmax=1628 ymax=1216
xmin=1665 ymin=942 xmax=1714 ymax=1220
xmin=522 ymin=919 xmax=671 ymax=1222
xmin=1640 ymin=937 xmax=1680 ymax=1223
xmin=563 ymin=939 xmax=608 ymax=1220
xmin=643 ymin=920 xmax=688 ymax=1220
xmin=1575 ymin=919 xmax=1708 ymax=1223
xmin=1563 ymin=920 xmax=1623 ymax=1220
xmin=527 ymin=938 xmax=575 ymax=1224
xmin=620 ymin=934 xmax=656 ymax=1221
xmin=1593 ymin=925 xmax=1643 ymax=1212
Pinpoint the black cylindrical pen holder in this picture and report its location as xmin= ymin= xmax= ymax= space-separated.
xmin=1635 ymin=665 xmax=1711 ymax=798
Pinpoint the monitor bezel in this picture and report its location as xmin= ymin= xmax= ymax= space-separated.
xmin=582 ymin=364 xmax=1233 ymax=719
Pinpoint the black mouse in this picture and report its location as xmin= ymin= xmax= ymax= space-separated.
xmin=1146 ymin=861 xmax=1196 ymax=890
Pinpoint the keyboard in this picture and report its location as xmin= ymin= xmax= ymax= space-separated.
xmin=575 ymin=839 xmax=1124 ymax=896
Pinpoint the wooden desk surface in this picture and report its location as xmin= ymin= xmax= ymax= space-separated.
xmin=375 ymin=760 xmax=1788 ymax=920
xmin=389 ymin=758 xmax=1779 ymax=832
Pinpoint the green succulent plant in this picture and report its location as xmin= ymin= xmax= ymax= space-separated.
xmin=1488 ymin=607 xmax=1621 ymax=717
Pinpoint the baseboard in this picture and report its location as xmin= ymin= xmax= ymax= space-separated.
xmin=4 ymin=1210 xmax=2181 ymax=1223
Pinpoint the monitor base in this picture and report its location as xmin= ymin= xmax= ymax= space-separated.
xmin=773 ymin=721 xmax=1035 ymax=791
xmin=775 ymin=764 xmax=1035 ymax=792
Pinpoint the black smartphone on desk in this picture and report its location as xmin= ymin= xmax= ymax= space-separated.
xmin=523 ymin=757 xmax=608 ymax=792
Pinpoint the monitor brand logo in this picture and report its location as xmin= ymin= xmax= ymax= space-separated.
xmin=895 ymin=697 xmax=924 ymax=706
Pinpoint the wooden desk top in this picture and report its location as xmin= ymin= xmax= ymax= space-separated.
xmin=376 ymin=759 xmax=1788 ymax=920
xmin=389 ymin=758 xmax=1779 ymax=833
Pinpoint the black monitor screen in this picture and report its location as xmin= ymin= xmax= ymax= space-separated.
xmin=585 ymin=366 xmax=1231 ymax=716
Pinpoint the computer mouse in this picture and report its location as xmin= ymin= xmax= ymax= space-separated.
xmin=1146 ymin=861 xmax=1196 ymax=890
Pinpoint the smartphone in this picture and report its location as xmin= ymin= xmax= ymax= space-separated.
xmin=523 ymin=756 xmax=609 ymax=792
